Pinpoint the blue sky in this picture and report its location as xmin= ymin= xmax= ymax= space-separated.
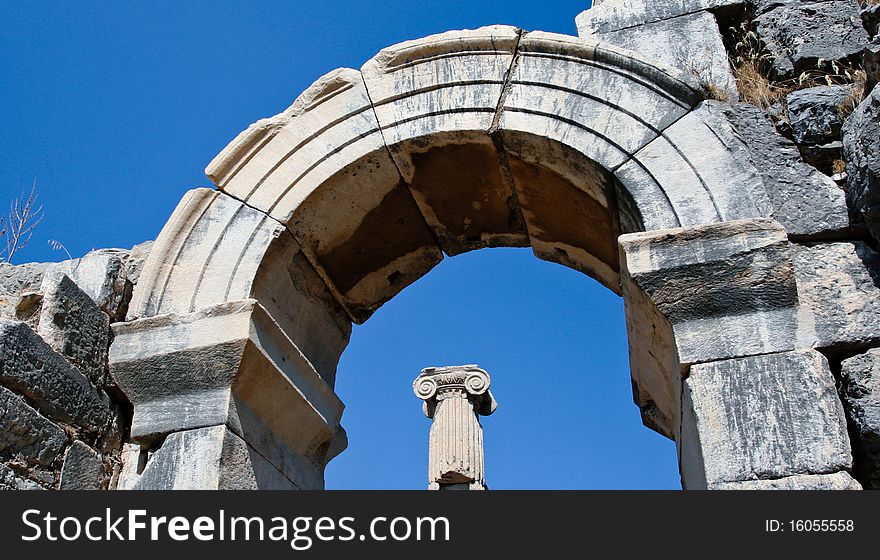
xmin=1 ymin=0 xmax=680 ymax=489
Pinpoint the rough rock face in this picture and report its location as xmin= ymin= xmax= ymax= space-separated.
xmin=866 ymin=40 xmax=880 ymax=92
xmin=37 ymin=273 xmax=110 ymax=388
xmin=754 ymin=1 xmax=869 ymax=80
xmin=787 ymin=85 xmax=853 ymax=145
xmin=0 ymin=242 xmax=152 ymax=489
xmin=0 ymin=463 xmax=42 ymax=490
xmin=863 ymin=4 xmax=880 ymax=38
xmin=0 ymin=385 xmax=68 ymax=467
xmin=840 ymin=349 xmax=880 ymax=489
xmin=843 ymin=86 xmax=880 ymax=241
xmin=725 ymin=103 xmax=851 ymax=239
xmin=59 ymin=441 xmax=105 ymax=490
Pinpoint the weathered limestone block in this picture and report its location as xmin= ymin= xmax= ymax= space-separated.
xmin=59 ymin=441 xmax=104 ymax=490
xmin=65 ymin=249 xmax=131 ymax=321
xmin=0 ymin=262 xmax=51 ymax=324
xmin=131 ymin=426 xmax=297 ymax=490
xmin=754 ymin=1 xmax=869 ymax=80
xmin=110 ymin=300 xmax=345 ymax=489
xmin=0 ymin=463 xmax=42 ymax=490
xmin=0 ymin=246 xmax=140 ymax=326
xmin=616 ymin=101 xmax=773 ymax=230
xmin=502 ymin=31 xmax=702 ymax=176
xmin=680 ymin=350 xmax=852 ymax=489
xmin=500 ymin=133 xmax=622 ymax=291
xmin=792 ymin=241 xmax=880 ymax=351
xmin=581 ymin=11 xmax=739 ymax=101
xmin=840 ymin=349 xmax=880 ymax=489
xmin=362 ymin=26 xmax=516 ymax=160
xmin=393 ymin=134 xmax=530 ymax=256
xmin=620 ymin=219 xmax=798 ymax=438
xmin=413 ymin=366 xmax=497 ymax=490
xmin=359 ymin=27 xmax=525 ymax=256
xmin=249 ymin=232 xmax=350 ymax=386
xmin=125 ymin=240 xmax=153 ymax=288
xmin=575 ymin=0 xmax=745 ymax=35
xmin=843 ymin=86 xmax=880 ymax=241
xmin=0 ymin=385 xmax=67 ymax=467
xmin=0 ymin=319 xmax=111 ymax=433
xmin=787 ymin=85 xmax=853 ymax=146
xmin=38 ymin=273 xmax=110 ymax=387
xmin=205 ymin=66 xmax=442 ymax=322
xmin=128 ymin=189 xmax=350 ymax=380
xmin=725 ymin=103 xmax=851 ymax=239
xmin=207 ymin=68 xmax=387 ymax=225
xmin=711 ymin=472 xmax=862 ymax=489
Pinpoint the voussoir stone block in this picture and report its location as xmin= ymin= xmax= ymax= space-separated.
xmin=131 ymin=425 xmax=297 ymax=490
xmin=205 ymin=65 xmax=442 ymax=323
xmin=361 ymin=26 xmax=517 ymax=153
xmin=0 ymin=319 xmax=111 ymax=433
xmin=616 ymin=101 xmax=773 ymax=230
xmin=620 ymin=218 xmax=798 ymax=438
xmin=680 ymin=349 xmax=852 ymax=489
xmin=38 ymin=272 xmax=110 ymax=387
xmin=360 ymin=27 xmax=521 ymax=257
xmin=0 ymin=385 xmax=67 ymax=468
xmin=502 ymin=31 xmax=701 ymax=177
xmin=725 ymin=103 xmax=851 ymax=239
xmin=110 ymin=299 xmax=345 ymax=489
xmin=128 ymin=188 xmax=351 ymax=381
xmin=840 ymin=348 xmax=880 ymax=489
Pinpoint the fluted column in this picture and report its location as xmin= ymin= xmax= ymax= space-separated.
xmin=413 ymin=365 xmax=497 ymax=490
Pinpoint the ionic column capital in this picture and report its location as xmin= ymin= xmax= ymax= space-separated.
xmin=413 ymin=364 xmax=497 ymax=418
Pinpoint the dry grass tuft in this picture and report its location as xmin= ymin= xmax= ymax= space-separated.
xmin=838 ymin=70 xmax=867 ymax=120
xmin=732 ymin=60 xmax=790 ymax=108
xmin=832 ymin=159 xmax=848 ymax=175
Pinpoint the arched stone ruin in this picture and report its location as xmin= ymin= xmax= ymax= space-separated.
xmin=2 ymin=1 xmax=879 ymax=490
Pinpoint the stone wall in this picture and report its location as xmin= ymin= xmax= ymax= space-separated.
xmin=0 ymin=242 xmax=151 ymax=489
xmin=3 ymin=1 xmax=880 ymax=490
xmin=581 ymin=0 xmax=880 ymax=489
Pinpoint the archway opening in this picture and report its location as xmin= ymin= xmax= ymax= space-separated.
xmin=324 ymin=247 xmax=679 ymax=489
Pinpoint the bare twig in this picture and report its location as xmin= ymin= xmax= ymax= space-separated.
xmin=0 ymin=181 xmax=44 ymax=264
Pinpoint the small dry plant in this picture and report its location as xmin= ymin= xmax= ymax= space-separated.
xmin=0 ymin=181 xmax=44 ymax=264
xmin=729 ymin=23 xmax=791 ymax=108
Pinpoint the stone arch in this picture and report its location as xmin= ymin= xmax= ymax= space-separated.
xmin=108 ymin=26 xmax=858 ymax=490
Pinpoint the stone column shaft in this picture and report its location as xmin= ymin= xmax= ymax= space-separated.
xmin=414 ymin=365 xmax=497 ymax=490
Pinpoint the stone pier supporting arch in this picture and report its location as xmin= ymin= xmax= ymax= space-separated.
xmin=108 ymin=26 xmax=860 ymax=490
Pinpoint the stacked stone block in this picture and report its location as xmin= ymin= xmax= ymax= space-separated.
xmin=0 ymin=243 xmax=150 ymax=489
xmin=4 ymin=1 xmax=880 ymax=491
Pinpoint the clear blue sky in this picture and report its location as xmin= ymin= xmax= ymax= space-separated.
xmin=1 ymin=0 xmax=680 ymax=489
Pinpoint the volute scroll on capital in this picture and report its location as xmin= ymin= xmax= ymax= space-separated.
xmin=412 ymin=365 xmax=498 ymax=418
